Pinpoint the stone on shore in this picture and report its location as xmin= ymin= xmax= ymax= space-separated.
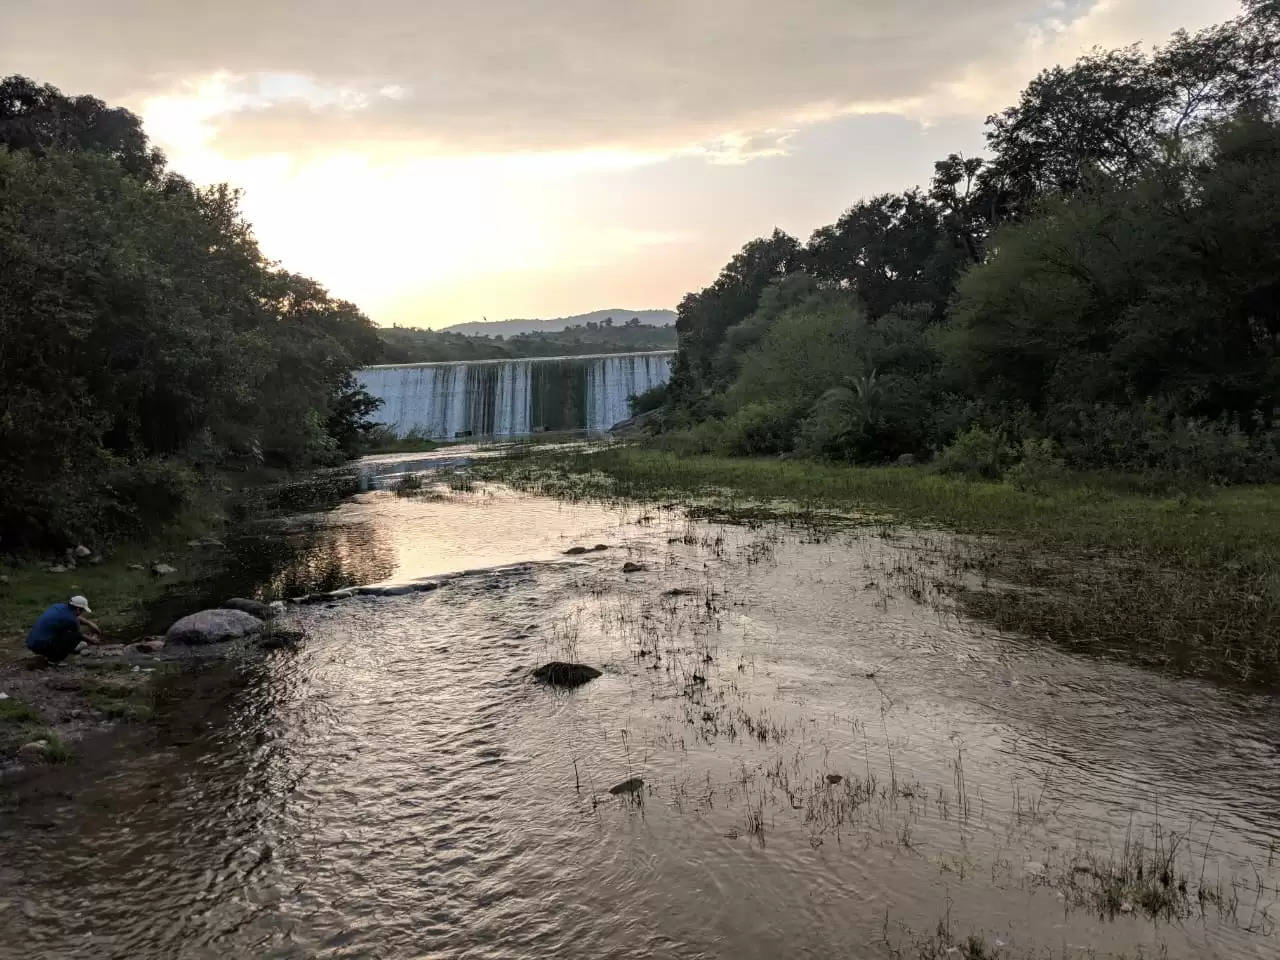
xmin=531 ymin=662 xmax=602 ymax=688
xmin=221 ymin=597 xmax=273 ymax=619
xmin=17 ymin=740 xmax=49 ymax=763
xmin=166 ymin=609 xmax=263 ymax=645
xmin=129 ymin=638 xmax=165 ymax=655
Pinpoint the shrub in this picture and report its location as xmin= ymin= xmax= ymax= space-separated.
xmin=1005 ymin=438 xmax=1065 ymax=494
xmin=628 ymin=383 xmax=668 ymax=417
xmin=935 ymin=425 xmax=1013 ymax=480
xmin=721 ymin=401 xmax=802 ymax=456
xmin=100 ymin=458 xmax=195 ymax=535
xmin=1049 ymin=402 xmax=1280 ymax=485
xmin=796 ymin=387 xmax=861 ymax=460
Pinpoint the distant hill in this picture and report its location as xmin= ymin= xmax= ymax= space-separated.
xmin=442 ymin=308 xmax=675 ymax=337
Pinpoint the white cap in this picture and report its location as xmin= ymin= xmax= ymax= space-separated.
xmin=69 ymin=595 xmax=92 ymax=613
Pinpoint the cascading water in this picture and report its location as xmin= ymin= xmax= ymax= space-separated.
xmin=357 ymin=350 xmax=674 ymax=438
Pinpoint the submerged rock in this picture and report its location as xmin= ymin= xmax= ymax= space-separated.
xmin=166 ymin=609 xmax=263 ymax=645
xmin=530 ymin=662 xmax=602 ymax=687
xmin=621 ymin=561 xmax=647 ymax=574
xmin=826 ymin=774 xmax=844 ymax=785
xmin=373 ymin=585 xmax=418 ymax=597
xmin=562 ymin=546 xmax=590 ymax=556
xmin=258 ymin=629 xmax=306 ymax=650
xmin=608 ymin=777 xmax=644 ymax=795
xmin=151 ymin=562 xmax=177 ymax=576
xmin=221 ymin=597 xmax=272 ymax=620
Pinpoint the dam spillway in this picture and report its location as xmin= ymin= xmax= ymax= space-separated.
xmin=357 ymin=350 xmax=675 ymax=438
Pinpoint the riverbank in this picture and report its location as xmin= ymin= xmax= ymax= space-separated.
xmin=0 ymin=464 xmax=364 ymax=767
xmin=473 ymin=446 xmax=1280 ymax=685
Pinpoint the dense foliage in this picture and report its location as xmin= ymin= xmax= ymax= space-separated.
xmin=658 ymin=1 xmax=1280 ymax=486
xmin=0 ymin=77 xmax=383 ymax=547
xmin=378 ymin=316 xmax=675 ymax=364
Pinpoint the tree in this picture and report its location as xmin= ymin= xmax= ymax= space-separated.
xmin=981 ymin=2 xmax=1280 ymax=217
xmin=804 ymin=190 xmax=967 ymax=319
xmin=0 ymin=75 xmax=165 ymax=180
xmin=948 ymin=118 xmax=1280 ymax=427
xmin=669 ymin=229 xmax=799 ymax=399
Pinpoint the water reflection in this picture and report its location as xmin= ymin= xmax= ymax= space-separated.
xmin=3 ymin=484 xmax=1278 ymax=959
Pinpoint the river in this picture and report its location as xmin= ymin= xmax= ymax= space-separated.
xmin=1 ymin=449 xmax=1277 ymax=958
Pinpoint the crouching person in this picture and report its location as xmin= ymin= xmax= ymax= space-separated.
xmin=27 ymin=595 xmax=101 ymax=664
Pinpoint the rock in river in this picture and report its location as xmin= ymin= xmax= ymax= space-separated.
xmin=221 ymin=597 xmax=273 ymax=620
xmin=530 ymin=662 xmax=602 ymax=687
xmin=166 ymin=609 xmax=263 ymax=645
xmin=562 ymin=546 xmax=590 ymax=556
xmin=608 ymin=777 xmax=644 ymax=795
xmin=622 ymin=561 xmax=647 ymax=574
xmin=258 ymin=629 xmax=306 ymax=650
xmin=151 ymin=562 xmax=177 ymax=576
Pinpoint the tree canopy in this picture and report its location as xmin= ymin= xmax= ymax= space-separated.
xmin=0 ymin=77 xmax=383 ymax=546
xmin=657 ymin=1 xmax=1280 ymax=484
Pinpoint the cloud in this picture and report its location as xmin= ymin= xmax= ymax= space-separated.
xmin=0 ymin=0 xmax=1243 ymax=164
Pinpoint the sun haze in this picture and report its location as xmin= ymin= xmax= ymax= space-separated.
xmin=1 ymin=0 xmax=1238 ymax=327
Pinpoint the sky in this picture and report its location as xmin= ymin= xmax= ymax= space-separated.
xmin=2 ymin=0 xmax=1242 ymax=328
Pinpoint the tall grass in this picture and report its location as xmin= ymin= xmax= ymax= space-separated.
xmin=479 ymin=447 xmax=1280 ymax=684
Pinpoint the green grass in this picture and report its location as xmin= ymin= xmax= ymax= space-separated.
xmin=360 ymin=434 xmax=442 ymax=455
xmin=0 ymin=697 xmax=42 ymax=726
xmin=76 ymin=675 xmax=157 ymax=722
xmin=479 ymin=447 xmax=1280 ymax=685
xmin=0 ymin=697 xmax=71 ymax=761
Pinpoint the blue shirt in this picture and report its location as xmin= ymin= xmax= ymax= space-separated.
xmin=27 ymin=603 xmax=80 ymax=652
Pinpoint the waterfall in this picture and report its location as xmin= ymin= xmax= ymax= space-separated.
xmin=357 ymin=350 xmax=675 ymax=438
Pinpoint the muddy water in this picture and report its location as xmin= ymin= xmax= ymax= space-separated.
xmin=2 ymin=462 xmax=1278 ymax=959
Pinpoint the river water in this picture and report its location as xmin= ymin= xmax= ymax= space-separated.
xmin=2 ymin=452 xmax=1278 ymax=958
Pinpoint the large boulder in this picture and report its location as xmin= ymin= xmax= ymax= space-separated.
xmin=166 ymin=609 xmax=263 ymax=646
xmin=221 ymin=597 xmax=273 ymax=619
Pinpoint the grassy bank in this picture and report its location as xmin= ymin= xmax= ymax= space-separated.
xmin=481 ymin=446 xmax=1280 ymax=685
xmin=0 ymin=463 xmax=347 ymax=764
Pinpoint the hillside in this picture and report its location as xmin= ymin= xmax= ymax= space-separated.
xmin=378 ymin=320 xmax=675 ymax=364
xmin=442 ymin=308 xmax=674 ymax=337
